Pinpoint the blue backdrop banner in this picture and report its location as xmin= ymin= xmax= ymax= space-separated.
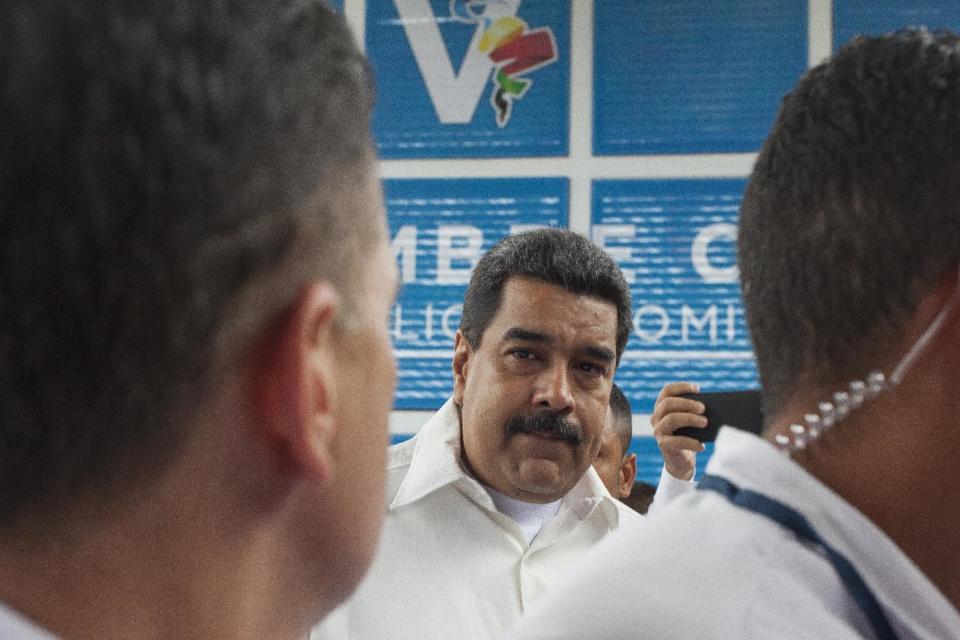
xmin=366 ymin=0 xmax=570 ymax=159
xmin=387 ymin=177 xmax=569 ymax=408
xmin=592 ymin=179 xmax=759 ymax=413
xmin=834 ymin=1 xmax=960 ymax=49
xmin=593 ymin=0 xmax=806 ymax=155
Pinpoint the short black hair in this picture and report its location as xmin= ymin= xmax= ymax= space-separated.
xmin=0 ymin=0 xmax=375 ymax=527
xmin=460 ymin=228 xmax=632 ymax=362
xmin=609 ymin=383 xmax=633 ymax=454
xmin=739 ymin=28 xmax=960 ymax=415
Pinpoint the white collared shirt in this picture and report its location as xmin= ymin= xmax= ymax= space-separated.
xmin=311 ymin=398 xmax=642 ymax=640
xmin=505 ymin=427 xmax=960 ymax=640
xmin=0 ymin=603 xmax=59 ymax=640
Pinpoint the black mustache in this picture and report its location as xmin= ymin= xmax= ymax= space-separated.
xmin=505 ymin=412 xmax=583 ymax=446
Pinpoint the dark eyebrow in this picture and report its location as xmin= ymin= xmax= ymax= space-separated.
xmin=502 ymin=327 xmax=616 ymax=365
xmin=502 ymin=327 xmax=552 ymax=344
xmin=585 ymin=345 xmax=616 ymax=365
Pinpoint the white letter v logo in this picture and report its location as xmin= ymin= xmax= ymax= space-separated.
xmin=393 ymin=0 xmax=519 ymax=124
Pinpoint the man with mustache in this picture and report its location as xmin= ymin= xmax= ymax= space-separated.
xmin=314 ymin=229 xmax=685 ymax=639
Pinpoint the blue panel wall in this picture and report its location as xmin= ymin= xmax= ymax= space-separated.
xmin=834 ymin=1 xmax=960 ymax=49
xmin=387 ymin=178 xmax=569 ymax=408
xmin=593 ymin=0 xmax=807 ymax=155
xmin=592 ymin=179 xmax=759 ymax=414
xmin=367 ymin=0 xmax=570 ymax=158
xmin=365 ymin=0 xmax=960 ymax=495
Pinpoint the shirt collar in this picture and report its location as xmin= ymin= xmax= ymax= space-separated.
xmin=708 ymin=427 xmax=960 ymax=638
xmin=389 ymin=398 xmax=623 ymax=527
xmin=561 ymin=464 xmax=623 ymax=526
xmin=390 ymin=398 xmax=471 ymax=510
xmin=0 ymin=602 xmax=59 ymax=640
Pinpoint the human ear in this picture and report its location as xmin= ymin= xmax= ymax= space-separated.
xmin=618 ymin=453 xmax=638 ymax=499
xmin=251 ymin=282 xmax=341 ymax=484
xmin=452 ymin=331 xmax=472 ymax=406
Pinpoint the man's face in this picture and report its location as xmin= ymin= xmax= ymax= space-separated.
xmin=454 ymin=276 xmax=619 ymax=503
xmin=323 ymin=178 xmax=398 ymax=594
xmin=592 ymin=407 xmax=637 ymax=499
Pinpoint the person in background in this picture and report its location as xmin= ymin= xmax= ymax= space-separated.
xmin=621 ymin=481 xmax=657 ymax=515
xmin=314 ymin=229 xmax=691 ymax=640
xmin=592 ymin=383 xmax=638 ymax=501
xmin=506 ymin=28 xmax=960 ymax=639
xmin=0 ymin=2 xmax=396 ymax=639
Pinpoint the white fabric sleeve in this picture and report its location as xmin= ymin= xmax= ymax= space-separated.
xmin=647 ymin=466 xmax=696 ymax=515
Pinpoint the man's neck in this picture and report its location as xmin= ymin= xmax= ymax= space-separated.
xmin=768 ymin=383 xmax=960 ymax=610
xmin=0 ymin=484 xmax=318 ymax=640
xmin=0 ymin=530 xmax=273 ymax=640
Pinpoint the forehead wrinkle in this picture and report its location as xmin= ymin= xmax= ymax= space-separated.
xmin=493 ymin=279 xmax=618 ymax=359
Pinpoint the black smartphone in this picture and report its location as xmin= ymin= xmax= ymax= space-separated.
xmin=674 ymin=390 xmax=764 ymax=443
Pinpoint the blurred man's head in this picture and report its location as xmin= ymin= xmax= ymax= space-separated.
xmin=737 ymin=29 xmax=960 ymax=608
xmin=593 ymin=384 xmax=637 ymax=499
xmin=0 ymin=0 xmax=394 ymax=635
xmin=453 ymin=229 xmax=631 ymax=503
xmin=739 ymin=29 xmax=960 ymax=418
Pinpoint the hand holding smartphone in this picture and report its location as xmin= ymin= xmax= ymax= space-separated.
xmin=674 ymin=390 xmax=763 ymax=443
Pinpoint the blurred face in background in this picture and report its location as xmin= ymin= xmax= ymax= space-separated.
xmin=592 ymin=407 xmax=637 ymax=499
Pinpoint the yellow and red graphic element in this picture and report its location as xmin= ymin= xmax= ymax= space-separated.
xmin=450 ymin=2 xmax=558 ymax=127
xmin=479 ymin=16 xmax=557 ymax=127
